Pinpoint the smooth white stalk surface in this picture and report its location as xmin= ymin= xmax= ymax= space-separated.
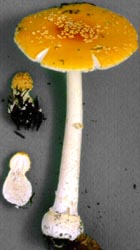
xmin=42 ymin=71 xmax=84 ymax=240
xmin=52 ymin=71 xmax=83 ymax=215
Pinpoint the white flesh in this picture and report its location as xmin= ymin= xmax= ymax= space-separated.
xmin=2 ymin=152 xmax=32 ymax=207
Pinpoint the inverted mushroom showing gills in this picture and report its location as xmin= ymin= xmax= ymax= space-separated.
xmin=14 ymin=2 xmax=138 ymax=249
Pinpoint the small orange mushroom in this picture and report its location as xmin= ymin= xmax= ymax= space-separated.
xmin=14 ymin=2 xmax=138 ymax=249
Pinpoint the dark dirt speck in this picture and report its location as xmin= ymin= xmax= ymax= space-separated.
xmin=133 ymin=184 xmax=137 ymax=190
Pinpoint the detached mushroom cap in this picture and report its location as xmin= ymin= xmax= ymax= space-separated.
xmin=14 ymin=3 xmax=138 ymax=72
xmin=11 ymin=72 xmax=33 ymax=91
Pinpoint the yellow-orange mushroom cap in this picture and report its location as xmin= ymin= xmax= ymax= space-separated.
xmin=14 ymin=3 xmax=138 ymax=72
xmin=11 ymin=72 xmax=33 ymax=91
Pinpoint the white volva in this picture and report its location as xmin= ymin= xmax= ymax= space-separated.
xmin=2 ymin=152 xmax=32 ymax=207
xmin=42 ymin=71 xmax=84 ymax=240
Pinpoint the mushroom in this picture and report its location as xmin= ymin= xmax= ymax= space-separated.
xmin=2 ymin=152 xmax=32 ymax=207
xmin=8 ymin=72 xmax=46 ymax=130
xmin=14 ymin=2 xmax=138 ymax=247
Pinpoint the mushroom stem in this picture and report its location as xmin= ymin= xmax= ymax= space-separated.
xmin=53 ymin=71 xmax=83 ymax=215
xmin=42 ymin=71 xmax=84 ymax=240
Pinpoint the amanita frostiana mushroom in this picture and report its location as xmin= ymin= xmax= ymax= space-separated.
xmin=14 ymin=2 xmax=138 ymax=247
xmin=2 ymin=152 xmax=32 ymax=207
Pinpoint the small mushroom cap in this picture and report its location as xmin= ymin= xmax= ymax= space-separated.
xmin=14 ymin=3 xmax=138 ymax=72
xmin=11 ymin=72 xmax=33 ymax=91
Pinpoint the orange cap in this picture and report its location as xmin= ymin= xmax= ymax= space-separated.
xmin=14 ymin=3 xmax=138 ymax=72
xmin=11 ymin=72 xmax=33 ymax=91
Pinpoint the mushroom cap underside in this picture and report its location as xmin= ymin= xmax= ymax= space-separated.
xmin=14 ymin=3 xmax=138 ymax=72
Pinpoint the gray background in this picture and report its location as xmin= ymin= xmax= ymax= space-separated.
xmin=0 ymin=0 xmax=139 ymax=249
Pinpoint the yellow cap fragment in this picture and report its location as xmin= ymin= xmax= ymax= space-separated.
xmin=11 ymin=72 xmax=33 ymax=91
